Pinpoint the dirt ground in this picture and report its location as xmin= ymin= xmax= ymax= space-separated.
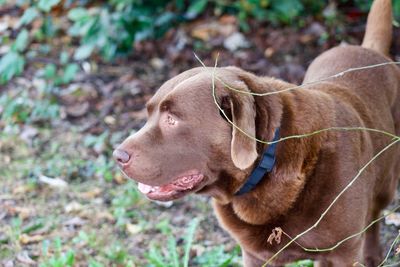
xmin=1 ymin=9 xmax=400 ymax=267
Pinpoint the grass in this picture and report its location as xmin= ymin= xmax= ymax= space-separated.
xmin=0 ymin=110 xmax=241 ymax=266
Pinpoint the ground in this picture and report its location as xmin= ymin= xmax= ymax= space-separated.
xmin=1 ymin=9 xmax=400 ymax=267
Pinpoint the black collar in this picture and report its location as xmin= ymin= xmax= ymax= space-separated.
xmin=235 ymin=128 xmax=280 ymax=196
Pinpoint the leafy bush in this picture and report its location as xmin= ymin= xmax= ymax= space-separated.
xmin=1 ymin=0 xmax=399 ymax=85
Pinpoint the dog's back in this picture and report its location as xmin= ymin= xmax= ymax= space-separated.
xmin=297 ymin=2 xmax=400 ymax=264
xmin=304 ymin=0 xmax=400 ymax=136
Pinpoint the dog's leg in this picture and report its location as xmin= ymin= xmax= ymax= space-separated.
xmin=314 ymin=259 xmax=332 ymax=267
xmin=363 ymin=213 xmax=383 ymax=266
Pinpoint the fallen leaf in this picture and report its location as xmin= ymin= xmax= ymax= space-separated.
xmin=126 ymin=223 xmax=142 ymax=235
xmin=114 ymin=172 xmax=126 ymax=185
xmin=153 ymin=200 xmax=174 ymax=208
xmin=385 ymin=212 xmax=400 ymax=226
xmin=65 ymin=201 xmax=83 ymax=213
xmin=223 ymin=32 xmax=250 ymax=52
xmin=96 ymin=211 xmax=115 ymax=222
xmin=104 ymin=116 xmax=116 ymax=125
xmin=64 ymin=217 xmax=86 ymax=227
xmin=16 ymin=251 xmax=36 ymax=265
xmin=150 ymin=57 xmax=165 ymax=70
xmin=14 ymin=207 xmax=31 ymax=220
xmin=19 ymin=234 xmax=44 ymax=245
xmin=12 ymin=185 xmax=34 ymax=195
xmin=65 ymin=102 xmax=90 ymax=117
xmin=191 ymin=21 xmax=236 ymax=41
xmin=2 ymin=260 xmax=14 ymax=267
xmin=19 ymin=125 xmax=38 ymax=144
xmin=79 ymin=187 xmax=102 ymax=199
xmin=39 ymin=175 xmax=68 ymax=188
xmin=219 ymin=15 xmax=237 ymax=25
xmin=267 ymin=227 xmax=282 ymax=245
xmin=264 ymin=47 xmax=275 ymax=58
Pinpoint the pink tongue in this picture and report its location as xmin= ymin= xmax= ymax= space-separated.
xmin=138 ymin=183 xmax=153 ymax=194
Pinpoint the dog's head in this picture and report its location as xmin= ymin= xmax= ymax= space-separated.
xmin=113 ymin=67 xmax=277 ymax=202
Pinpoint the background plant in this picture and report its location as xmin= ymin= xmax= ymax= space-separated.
xmin=2 ymin=0 xmax=400 ymax=266
xmin=2 ymin=0 xmax=399 ymax=84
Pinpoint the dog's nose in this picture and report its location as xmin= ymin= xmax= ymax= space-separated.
xmin=113 ymin=149 xmax=130 ymax=164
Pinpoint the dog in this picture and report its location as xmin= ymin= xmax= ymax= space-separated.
xmin=113 ymin=0 xmax=400 ymax=265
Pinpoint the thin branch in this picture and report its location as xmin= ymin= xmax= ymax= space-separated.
xmin=214 ymin=61 xmax=400 ymax=97
xmin=194 ymin=53 xmax=399 ymax=145
xmin=378 ymin=231 xmax=400 ymax=267
xmin=194 ymin=53 xmax=400 ymax=265
xmin=280 ymin=204 xmax=400 ymax=252
xmin=262 ymin=139 xmax=400 ymax=266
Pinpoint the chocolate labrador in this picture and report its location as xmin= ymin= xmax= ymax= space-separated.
xmin=113 ymin=0 xmax=400 ymax=265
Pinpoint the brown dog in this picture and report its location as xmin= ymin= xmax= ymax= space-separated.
xmin=113 ymin=0 xmax=400 ymax=265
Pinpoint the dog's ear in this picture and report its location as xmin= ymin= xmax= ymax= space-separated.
xmin=221 ymin=81 xmax=258 ymax=170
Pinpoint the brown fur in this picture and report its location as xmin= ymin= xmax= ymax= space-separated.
xmin=114 ymin=0 xmax=400 ymax=266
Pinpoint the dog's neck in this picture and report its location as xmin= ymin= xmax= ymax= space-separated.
xmin=218 ymin=78 xmax=326 ymax=225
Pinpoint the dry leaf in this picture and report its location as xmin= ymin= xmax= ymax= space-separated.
xmin=79 ymin=187 xmax=102 ymax=199
xmin=16 ymin=251 xmax=36 ymax=265
xmin=65 ymin=201 xmax=83 ymax=213
xmin=126 ymin=223 xmax=142 ymax=235
xmin=14 ymin=207 xmax=31 ymax=220
xmin=64 ymin=217 xmax=86 ymax=227
xmin=396 ymin=245 xmax=400 ymax=255
xmin=39 ymin=175 xmax=68 ymax=188
xmin=113 ymin=172 xmax=126 ymax=185
xmin=385 ymin=212 xmax=400 ymax=226
xmin=96 ymin=211 xmax=115 ymax=222
xmin=12 ymin=185 xmax=33 ymax=195
xmin=267 ymin=227 xmax=283 ymax=245
xmin=19 ymin=234 xmax=44 ymax=245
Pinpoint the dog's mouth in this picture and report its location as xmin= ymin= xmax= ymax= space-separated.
xmin=137 ymin=170 xmax=205 ymax=201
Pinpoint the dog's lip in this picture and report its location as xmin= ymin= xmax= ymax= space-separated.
xmin=137 ymin=171 xmax=205 ymax=201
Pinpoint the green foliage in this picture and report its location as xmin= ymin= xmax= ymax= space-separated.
xmin=0 ymin=51 xmax=25 ymax=84
xmin=67 ymin=0 xmax=180 ymax=61
xmin=145 ymin=218 xmax=239 ymax=267
xmin=285 ymin=259 xmax=314 ymax=267
xmin=104 ymin=243 xmax=135 ymax=265
xmin=0 ymin=88 xmax=59 ymax=124
xmin=38 ymin=0 xmax=61 ymax=13
xmin=146 ymin=218 xmax=200 ymax=267
xmin=1 ymin=0 xmax=398 ymax=84
xmin=42 ymin=63 xmax=79 ymax=85
xmin=111 ymin=181 xmax=141 ymax=226
xmin=40 ymin=238 xmax=76 ymax=267
xmin=193 ymin=245 xmax=241 ymax=267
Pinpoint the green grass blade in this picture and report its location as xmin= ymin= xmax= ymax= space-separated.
xmin=167 ymin=235 xmax=179 ymax=267
xmin=146 ymin=246 xmax=168 ymax=267
xmin=183 ymin=218 xmax=200 ymax=267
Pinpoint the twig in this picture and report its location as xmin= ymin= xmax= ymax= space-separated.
xmin=194 ymin=53 xmax=400 ymax=265
xmin=262 ymin=138 xmax=400 ymax=266
xmin=211 ymin=60 xmax=400 ymax=97
xmin=194 ymin=53 xmax=399 ymax=145
xmin=378 ymin=231 xmax=400 ymax=267
xmin=279 ymin=204 xmax=400 ymax=252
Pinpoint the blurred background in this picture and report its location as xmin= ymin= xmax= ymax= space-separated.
xmin=1 ymin=0 xmax=400 ymax=266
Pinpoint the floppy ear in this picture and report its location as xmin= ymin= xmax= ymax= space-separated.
xmin=222 ymin=82 xmax=258 ymax=170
